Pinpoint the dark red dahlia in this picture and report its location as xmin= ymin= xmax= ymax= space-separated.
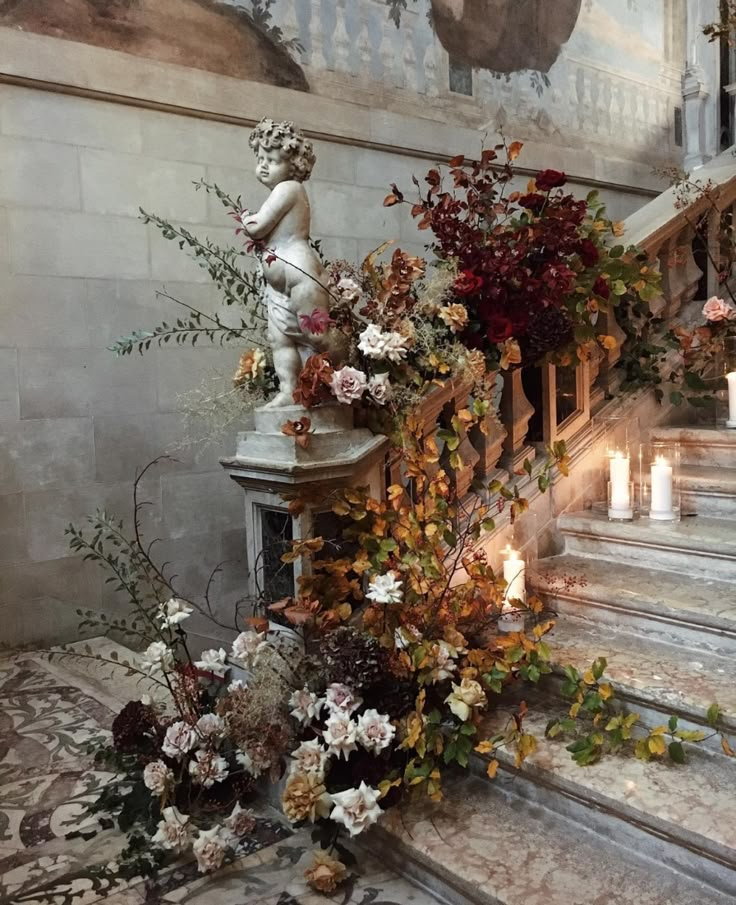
xmin=454 ymin=269 xmax=484 ymax=296
xmin=519 ymin=193 xmax=546 ymax=213
xmin=576 ymin=239 xmax=600 ymax=268
xmin=593 ymin=276 xmax=610 ymax=299
xmin=536 ymin=169 xmax=567 ymax=191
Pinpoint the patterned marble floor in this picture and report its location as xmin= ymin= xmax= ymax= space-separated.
xmin=0 ymin=654 xmax=442 ymax=905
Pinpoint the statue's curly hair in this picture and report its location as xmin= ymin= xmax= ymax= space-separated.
xmin=248 ymin=118 xmax=316 ymax=183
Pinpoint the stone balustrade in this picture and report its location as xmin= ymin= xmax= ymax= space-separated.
xmin=404 ymin=147 xmax=736 ymax=494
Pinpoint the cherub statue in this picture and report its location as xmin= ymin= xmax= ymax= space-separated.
xmin=241 ymin=119 xmax=334 ymax=408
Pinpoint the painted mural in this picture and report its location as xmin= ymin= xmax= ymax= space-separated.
xmin=0 ymin=0 xmax=308 ymax=90
xmin=394 ymin=0 xmax=583 ymax=74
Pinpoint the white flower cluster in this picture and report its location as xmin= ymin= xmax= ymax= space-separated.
xmin=366 ymin=571 xmax=403 ymax=605
xmin=358 ymin=324 xmax=409 ymax=363
xmin=151 ymin=801 xmax=256 ymax=872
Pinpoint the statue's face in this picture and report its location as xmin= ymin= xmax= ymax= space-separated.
xmin=255 ymin=148 xmax=292 ymax=188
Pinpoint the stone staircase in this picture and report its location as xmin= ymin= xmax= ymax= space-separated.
xmin=371 ymin=425 xmax=736 ymax=905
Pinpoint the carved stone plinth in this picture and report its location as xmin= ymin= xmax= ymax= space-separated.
xmin=220 ymin=404 xmax=388 ymax=599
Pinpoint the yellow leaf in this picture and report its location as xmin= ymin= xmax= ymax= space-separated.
xmin=387 ymin=484 xmax=404 ymax=501
xmin=583 ymin=670 xmax=596 ymax=686
xmin=722 ymin=736 xmax=735 ymax=757
xmin=598 ymin=683 xmax=614 ymax=701
xmin=475 ymin=740 xmax=494 ymax=755
xmin=570 ymin=702 xmax=581 ymax=718
xmin=650 ymin=725 xmax=668 ymax=735
xmin=486 ymin=759 xmax=499 ymax=779
xmin=648 ymin=734 xmax=667 ymax=756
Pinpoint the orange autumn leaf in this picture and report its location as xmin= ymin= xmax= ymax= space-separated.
xmin=508 ymin=140 xmax=524 ymax=161
xmin=281 ymin=416 xmax=312 ymax=449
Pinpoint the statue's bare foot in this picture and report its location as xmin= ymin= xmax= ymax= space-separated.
xmin=263 ymin=390 xmax=295 ymax=409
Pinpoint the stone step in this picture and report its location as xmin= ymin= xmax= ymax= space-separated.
xmin=531 ymin=554 xmax=736 ymax=655
xmin=681 ymin=464 xmax=736 ymax=518
xmin=540 ymin=616 xmax=736 ymax=741
xmin=369 ymin=772 xmax=735 ymax=905
xmin=558 ymin=509 xmax=736 ymax=581
xmin=471 ymin=709 xmax=736 ymax=899
xmin=651 ymin=426 xmax=736 ymax=468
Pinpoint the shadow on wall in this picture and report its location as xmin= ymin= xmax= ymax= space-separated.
xmin=0 ymin=0 xmax=308 ymax=90
xmin=431 ymin=0 xmax=583 ymax=73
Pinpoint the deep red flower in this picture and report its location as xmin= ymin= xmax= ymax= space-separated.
xmin=454 ymin=269 xmax=484 ymax=296
xmin=577 ymin=239 xmax=600 ymax=268
xmin=536 ymin=169 xmax=567 ymax=191
xmin=519 ymin=193 xmax=546 ymax=212
xmin=593 ymin=276 xmax=610 ymax=299
xmin=485 ymin=313 xmax=515 ymax=343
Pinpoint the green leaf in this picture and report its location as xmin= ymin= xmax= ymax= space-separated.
xmin=608 ymin=245 xmax=625 ymax=258
xmin=668 ymin=715 xmax=678 ymax=733
xmin=706 ymin=703 xmax=721 ymax=727
xmin=669 ymin=390 xmax=684 ymax=406
xmin=668 ymin=741 xmax=685 ymax=764
xmin=684 ymin=370 xmax=708 ymax=391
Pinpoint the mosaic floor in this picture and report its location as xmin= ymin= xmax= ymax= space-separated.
xmin=0 ymin=654 xmax=441 ymax=905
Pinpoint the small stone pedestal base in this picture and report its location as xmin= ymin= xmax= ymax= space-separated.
xmin=220 ymin=404 xmax=388 ymax=600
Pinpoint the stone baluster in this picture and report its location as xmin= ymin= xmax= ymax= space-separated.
xmin=379 ymin=19 xmax=395 ymax=88
xmin=500 ymin=369 xmax=535 ymax=471
xmin=707 ymin=205 xmax=723 ymax=297
xmin=332 ymin=0 xmax=352 ymax=73
xmin=403 ymin=25 xmax=418 ymax=93
xmin=356 ymin=15 xmax=374 ymax=81
xmin=423 ymin=40 xmax=439 ymax=98
xmin=440 ymin=378 xmax=481 ymax=499
xmin=309 ymin=0 xmax=328 ymax=71
xmin=470 ymin=412 xmax=507 ymax=483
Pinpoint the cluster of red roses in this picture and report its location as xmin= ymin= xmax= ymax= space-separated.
xmin=401 ymin=149 xmax=616 ymax=367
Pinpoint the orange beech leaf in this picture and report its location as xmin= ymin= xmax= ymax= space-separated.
xmin=486 ymin=759 xmax=500 ymax=779
xmin=507 ymin=141 xmax=524 ymax=161
xmin=383 ymin=193 xmax=400 ymax=207
xmin=281 ymin=416 xmax=312 ymax=448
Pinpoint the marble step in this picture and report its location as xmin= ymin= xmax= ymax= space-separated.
xmin=531 ymin=554 xmax=736 ymax=655
xmin=651 ymin=426 xmax=736 ymax=468
xmin=369 ymin=772 xmax=735 ymax=905
xmin=540 ymin=617 xmax=736 ymax=742
xmin=558 ymin=509 xmax=736 ymax=581
xmin=681 ymin=464 xmax=736 ymax=518
xmin=470 ymin=709 xmax=736 ymax=899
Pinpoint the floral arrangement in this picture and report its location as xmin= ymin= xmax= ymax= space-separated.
xmin=115 ymin=140 xmax=659 ymax=444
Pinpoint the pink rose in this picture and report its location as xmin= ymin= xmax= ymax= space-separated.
xmin=702 ymin=296 xmax=736 ymax=323
xmin=330 ymin=367 xmax=367 ymax=405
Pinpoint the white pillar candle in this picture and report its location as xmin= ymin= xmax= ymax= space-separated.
xmin=727 ymin=371 xmax=736 ymax=428
xmin=608 ymin=451 xmax=632 ymax=519
xmin=502 ymin=548 xmax=526 ymax=605
xmin=650 ymin=455 xmax=673 ymax=519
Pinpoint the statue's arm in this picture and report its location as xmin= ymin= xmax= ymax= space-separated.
xmin=241 ymin=183 xmax=297 ymax=241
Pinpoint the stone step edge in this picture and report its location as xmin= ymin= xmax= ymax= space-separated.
xmin=362 ymin=825 xmax=497 ymax=905
xmin=470 ymin=748 xmax=736 ymax=878
xmin=558 ymin=517 xmax=736 ymax=560
xmin=533 ymin=579 xmax=736 ymax=647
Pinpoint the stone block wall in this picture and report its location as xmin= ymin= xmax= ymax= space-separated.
xmin=0 ymin=61 xmax=670 ymax=646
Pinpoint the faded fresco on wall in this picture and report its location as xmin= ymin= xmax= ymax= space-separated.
xmin=0 ymin=0 xmax=308 ymax=90
xmin=394 ymin=0 xmax=583 ymax=74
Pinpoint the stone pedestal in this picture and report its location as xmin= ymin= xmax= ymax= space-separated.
xmin=220 ymin=404 xmax=388 ymax=601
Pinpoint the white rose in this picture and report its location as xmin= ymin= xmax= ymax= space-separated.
xmin=324 ymin=683 xmax=362 ymax=715
xmin=188 ymin=750 xmax=229 ymax=788
xmin=330 ymin=782 xmax=382 ymax=837
xmin=152 ymin=806 xmax=191 ymax=853
xmin=159 ymin=597 xmax=193 ymax=626
xmin=356 ymin=709 xmax=396 ymax=753
xmin=337 ymin=277 xmax=362 ymax=303
xmin=289 ymin=687 xmax=322 ymax=724
xmin=194 ymin=648 xmax=228 ymax=677
xmin=224 ymin=802 xmax=256 ymax=841
xmin=196 ymin=713 xmax=225 ymax=742
xmin=331 ymin=366 xmax=368 ymax=405
xmin=703 ymin=296 xmax=736 ymax=322
xmin=358 ymin=324 xmax=408 ymax=363
xmin=193 ymin=825 xmax=228 ymax=873
xmin=425 ymin=640 xmax=459 ymax=684
xmin=366 ymin=572 xmax=403 ymax=605
xmin=444 ymin=677 xmax=487 ymax=722
xmin=143 ymin=760 xmax=173 ymax=794
xmin=291 ymin=738 xmax=330 ymax=779
xmin=322 ymin=714 xmax=358 ymax=760
xmin=367 ymin=373 xmax=393 ymax=405
xmin=162 ymin=721 xmax=198 ymax=759
xmin=140 ymin=641 xmax=174 ymax=674
xmin=231 ymin=631 xmax=267 ymax=667
xmin=236 ymin=748 xmax=258 ymax=776
xmin=228 ymin=679 xmax=248 ymax=692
